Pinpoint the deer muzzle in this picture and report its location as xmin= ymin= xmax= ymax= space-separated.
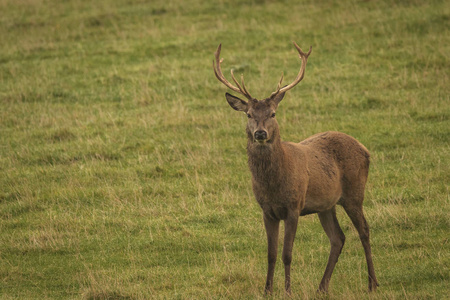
xmin=254 ymin=130 xmax=268 ymax=143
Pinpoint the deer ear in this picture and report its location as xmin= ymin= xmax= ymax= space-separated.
xmin=225 ymin=93 xmax=248 ymax=112
xmin=272 ymin=91 xmax=286 ymax=106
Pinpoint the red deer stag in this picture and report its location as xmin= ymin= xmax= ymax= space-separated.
xmin=213 ymin=42 xmax=378 ymax=294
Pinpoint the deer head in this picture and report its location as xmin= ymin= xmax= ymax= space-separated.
xmin=213 ymin=42 xmax=312 ymax=145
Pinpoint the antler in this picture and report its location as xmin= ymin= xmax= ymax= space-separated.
xmin=213 ymin=44 xmax=253 ymax=101
xmin=270 ymin=42 xmax=312 ymax=99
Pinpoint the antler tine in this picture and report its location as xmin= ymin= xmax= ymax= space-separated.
xmin=213 ymin=44 xmax=240 ymax=93
xmin=230 ymin=70 xmax=253 ymax=100
xmin=213 ymin=44 xmax=253 ymax=100
xmin=269 ymin=73 xmax=284 ymax=98
xmin=240 ymin=74 xmax=253 ymax=99
xmin=271 ymin=42 xmax=312 ymax=97
xmin=293 ymin=41 xmax=312 ymax=58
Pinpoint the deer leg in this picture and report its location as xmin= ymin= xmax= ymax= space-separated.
xmin=263 ymin=214 xmax=280 ymax=295
xmin=317 ymin=206 xmax=346 ymax=293
xmin=343 ymin=205 xmax=379 ymax=292
xmin=282 ymin=212 xmax=299 ymax=294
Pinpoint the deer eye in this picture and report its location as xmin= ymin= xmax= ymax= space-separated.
xmin=246 ymin=113 xmax=252 ymax=118
xmin=271 ymin=113 xmax=276 ymax=118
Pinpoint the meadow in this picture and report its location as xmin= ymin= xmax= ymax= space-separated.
xmin=0 ymin=0 xmax=449 ymax=298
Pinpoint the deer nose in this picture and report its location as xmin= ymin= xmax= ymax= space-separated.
xmin=254 ymin=130 xmax=268 ymax=141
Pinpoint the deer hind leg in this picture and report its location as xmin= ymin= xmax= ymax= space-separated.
xmin=317 ymin=206 xmax=346 ymax=293
xmin=343 ymin=203 xmax=379 ymax=292
xmin=263 ymin=215 xmax=280 ymax=295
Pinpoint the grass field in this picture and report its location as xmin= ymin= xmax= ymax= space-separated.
xmin=1 ymin=0 xmax=449 ymax=298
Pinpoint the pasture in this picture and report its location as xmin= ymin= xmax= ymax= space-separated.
xmin=0 ymin=0 xmax=448 ymax=298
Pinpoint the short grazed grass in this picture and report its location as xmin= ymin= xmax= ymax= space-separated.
xmin=0 ymin=0 xmax=449 ymax=299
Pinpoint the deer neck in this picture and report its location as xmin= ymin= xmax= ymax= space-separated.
xmin=247 ymin=130 xmax=285 ymax=186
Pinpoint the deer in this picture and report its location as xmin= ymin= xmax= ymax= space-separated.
xmin=213 ymin=42 xmax=379 ymax=295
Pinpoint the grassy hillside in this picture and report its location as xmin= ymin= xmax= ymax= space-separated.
xmin=0 ymin=0 xmax=448 ymax=298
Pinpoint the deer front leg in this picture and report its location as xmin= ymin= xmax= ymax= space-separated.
xmin=263 ymin=215 xmax=280 ymax=295
xmin=282 ymin=212 xmax=299 ymax=294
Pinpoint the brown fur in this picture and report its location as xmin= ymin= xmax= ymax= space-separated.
xmin=226 ymin=93 xmax=379 ymax=294
xmin=214 ymin=43 xmax=378 ymax=295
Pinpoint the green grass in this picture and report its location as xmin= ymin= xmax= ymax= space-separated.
xmin=1 ymin=0 xmax=449 ymax=298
